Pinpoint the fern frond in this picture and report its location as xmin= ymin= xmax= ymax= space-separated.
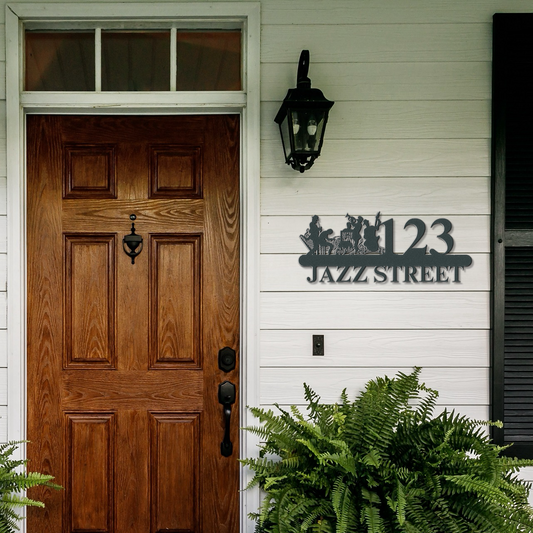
xmin=331 ymin=477 xmax=357 ymax=533
xmin=0 ymin=494 xmax=45 ymax=509
xmin=242 ymin=369 xmax=533 ymax=533
xmin=0 ymin=441 xmax=62 ymax=533
xmin=361 ymin=503 xmax=385 ymax=533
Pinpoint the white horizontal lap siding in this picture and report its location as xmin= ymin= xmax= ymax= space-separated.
xmin=259 ymin=4 xmax=492 ymax=427
xmin=261 ymin=292 xmax=489 ymax=330
xmin=262 ymin=62 xmax=490 ymax=103
xmin=261 ymin=178 xmax=490 ymax=214
xmin=260 ymin=329 xmax=490 ymax=367
xmin=0 ymin=24 xmax=4 ymax=61
xmin=262 ymin=139 xmax=490 ymax=178
xmin=260 ymin=367 xmax=489 ymax=406
xmin=0 ymin=329 xmax=5 ymax=439
xmin=0 ymin=126 xmax=4 ymax=442
xmin=0 ymin=160 xmax=4 ymax=440
xmin=0 ymin=63 xmax=4 ymax=101
xmin=261 ymin=0 xmax=533 ymax=25
xmin=0 ymin=103 xmax=5 ymax=138
xmin=0 ymin=216 xmax=5 ymax=254
xmin=262 ymin=101 xmax=491 ymax=141
xmin=262 ymin=24 xmax=491 ymax=63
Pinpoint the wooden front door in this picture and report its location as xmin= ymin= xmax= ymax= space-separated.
xmin=26 ymin=115 xmax=240 ymax=533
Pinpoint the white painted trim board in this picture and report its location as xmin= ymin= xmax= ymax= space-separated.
xmin=5 ymin=3 xmax=261 ymax=532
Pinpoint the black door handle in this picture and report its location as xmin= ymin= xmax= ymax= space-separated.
xmin=218 ymin=381 xmax=236 ymax=457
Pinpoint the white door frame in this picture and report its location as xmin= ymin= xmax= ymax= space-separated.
xmin=5 ymin=3 xmax=261 ymax=531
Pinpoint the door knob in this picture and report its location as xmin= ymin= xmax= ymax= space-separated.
xmin=218 ymin=381 xmax=236 ymax=457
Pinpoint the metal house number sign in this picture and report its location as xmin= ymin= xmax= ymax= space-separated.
xmin=299 ymin=213 xmax=473 ymax=285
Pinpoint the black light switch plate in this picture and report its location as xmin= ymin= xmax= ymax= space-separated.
xmin=313 ymin=335 xmax=324 ymax=356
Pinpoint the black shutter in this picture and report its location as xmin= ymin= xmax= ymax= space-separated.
xmin=492 ymin=14 xmax=533 ymax=458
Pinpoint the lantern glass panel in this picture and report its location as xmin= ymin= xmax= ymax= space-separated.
xmin=279 ymin=113 xmax=292 ymax=162
xmin=291 ymin=110 xmax=326 ymax=154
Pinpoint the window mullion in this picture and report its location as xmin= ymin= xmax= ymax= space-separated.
xmin=95 ymin=28 xmax=102 ymax=92
xmin=170 ymin=28 xmax=177 ymax=91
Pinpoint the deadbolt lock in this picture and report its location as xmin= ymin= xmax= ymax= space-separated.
xmin=218 ymin=347 xmax=236 ymax=372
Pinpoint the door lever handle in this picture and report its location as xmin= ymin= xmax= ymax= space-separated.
xmin=218 ymin=381 xmax=236 ymax=457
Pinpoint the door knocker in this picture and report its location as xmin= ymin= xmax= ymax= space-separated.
xmin=123 ymin=214 xmax=143 ymax=264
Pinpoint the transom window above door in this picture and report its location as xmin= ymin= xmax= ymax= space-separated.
xmin=25 ymin=28 xmax=242 ymax=91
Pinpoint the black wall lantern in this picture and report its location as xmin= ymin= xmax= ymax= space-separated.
xmin=274 ymin=50 xmax=334 ymax=173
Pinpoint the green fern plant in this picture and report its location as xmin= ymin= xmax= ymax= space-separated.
xmin=242 ymin=368 xmax=533 ymax=533
xmin=0 ymin=441 xmax=61 ymax=533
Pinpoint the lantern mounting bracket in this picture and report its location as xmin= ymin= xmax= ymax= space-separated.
xmin=296 ymin=50 xmax=311 ymax=88
xmin=274 ymin=50 xmax=334 ymax=173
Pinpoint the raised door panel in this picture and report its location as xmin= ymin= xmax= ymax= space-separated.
xmin=64 ymin=144 xmax=117 ymax=198
xmin=149 ymin=145 xmax=203 ymax=199
xmin=64 ymin=234 xmax=116 ymax=368
xmin=150 ymin=413 xmax=200 ymax=533
xmin=149 ymin=235 xmax=201 ymax=368
xmin=66 ymin=413 xmax=115 ymax=533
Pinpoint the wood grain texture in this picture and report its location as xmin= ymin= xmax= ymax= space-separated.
xmin=66 ymin=413 xmax=115 ymax=532
xmin=150 ymin=235 xmax=201 ymax=367
xmin=261 ymin=178 xmax=490 ymax=215
xmin=262 ymin=139 xmax=490 ymax=178
xmin=261 ymin=216 xmax=490 ymax=254
xmin=64 ymin=234 xmax=116 ymax=368
xmin=200 ymin=114 xmax=240 ymax=533
xmin=150 ymin=413 xmax=200 ymax=532
xmin=262 ymin=24 xmax=490 ymax=63
xmin=64 ymin=143 xmax=117 ymax=199
xmin=116 ymin=410 xmax=149 ymax=532
xmin=260 ymin=329 xmax=489 ymax=367
xmin=27 ymin=115 xmax=65 ymax=531
xmin=261 ymin=62 xmax=490 ymax=102
xmin=260 ymin=367 xmax=489 ymax=405
xmin=149 ymin=144 xmax=202 ymax=198
xmin=262 ymin=101 xmax=491 ymax=141
xmin=62 ymin=199 xmax=204 ymax=232
xmin=27 ymin=115 xmax=240 ymax=533
xmin=61 ymin=370 xmax=204 ymax=410
xmin=261 ymin=292 xmax=490 ymax=329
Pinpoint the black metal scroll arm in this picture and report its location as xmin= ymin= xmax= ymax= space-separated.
xmin=218 ymin=381 xmax=236 ymax=457
xmin=122 ymin=214 xmax=143 ymax=264
xmin=296 ymin=50 xmax=311 ymax=88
